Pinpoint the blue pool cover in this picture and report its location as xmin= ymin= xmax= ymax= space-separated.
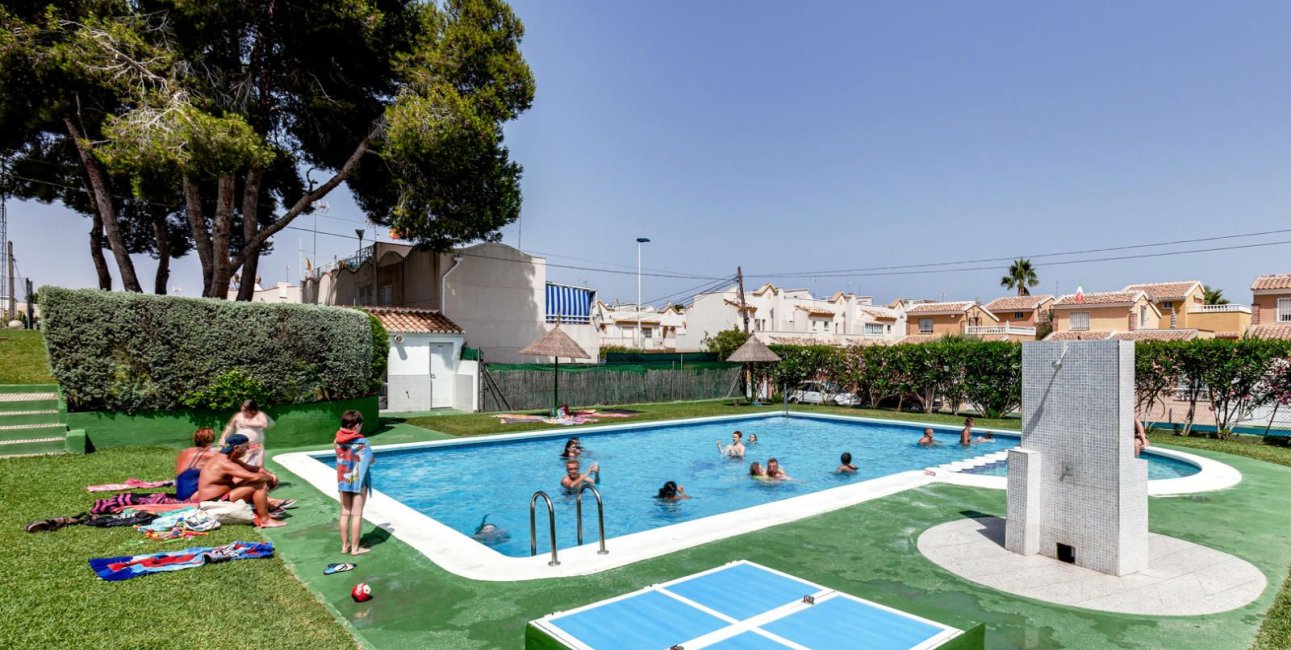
xmin=532 ymin=561 xmax=961 ymax=649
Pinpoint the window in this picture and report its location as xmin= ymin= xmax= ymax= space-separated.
xmin=1139 ymin=305 xmax=1147 ymax=328
xmin=642 ymin=327 xmax=653 ymax=339
xmin=1279 ymin=298 xmax=1291 ymax=323
xmin=356 ymin=286 xmax=373 ymax=305
xmin=919 ymin=318 xmax=933 ymax=334
xmin=834 ymin=322 xmax=840 ymax=334
xmin=865 ymin=323 xmax=884 ymax=336
xmin=1070 ymin=311 xmax=1090 ymax=331
xmin=1162 ymin=301 xmax=1174 ymax=311
xmin=378 ymin=284 xmax=393 ymax=306
xmin=1015 ymin=312 xmax=1025 ymax=319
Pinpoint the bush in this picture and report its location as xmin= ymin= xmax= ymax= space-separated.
xmin=40 ymin=287 xmax=375 ymax=412
xmin=367 ymin=314 xmax=389 ymax=393
xmin=180 ymin=368 xmax=271 ymax=411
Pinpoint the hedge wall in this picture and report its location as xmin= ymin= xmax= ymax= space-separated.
xmin=40 ymin=287 xmax=375 ymax=412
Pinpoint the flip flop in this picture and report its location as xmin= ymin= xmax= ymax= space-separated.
xmin=278 ymin=499 xmax=298 ymax=510
xmin=324 ymin=563 xmax=355 ymax=575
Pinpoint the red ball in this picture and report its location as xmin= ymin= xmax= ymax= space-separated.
xmin=351 ymin=582 xmax=373 ymax=602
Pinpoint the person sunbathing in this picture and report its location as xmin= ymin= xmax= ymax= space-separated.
xmin=191 ymin=434 xmax=285 ymax=528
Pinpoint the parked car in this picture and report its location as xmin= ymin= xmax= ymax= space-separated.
xmin=788 ymin=381 xmax=859 ymax=406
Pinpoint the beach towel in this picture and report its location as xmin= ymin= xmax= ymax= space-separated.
xmin=88 ymin=541 xmax=274 ymax=581
xmin=86 ymin=479 xmax=174 ymax=493
xmin=92 ymin=493 xmax=180 ymax=515
xmin=335 ymin=428 xmax=374 ymax=494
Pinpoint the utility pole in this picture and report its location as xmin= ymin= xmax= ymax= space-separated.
xmin=6 ymin=241 xmax=14 ymax=322
xmin=24 ymin=278 xmax=33 ymax=330
xmin=736 ymin=266 xmax=750 ymax=335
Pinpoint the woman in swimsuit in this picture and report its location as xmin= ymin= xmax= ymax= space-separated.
xmin=174 ymin=428 xmax=217 ymax=501
xmin=220 ymin=399 xmax=274 ymax=467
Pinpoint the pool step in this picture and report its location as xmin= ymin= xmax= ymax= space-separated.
xmin=930 ymin=450 xmax=1010 ymax=475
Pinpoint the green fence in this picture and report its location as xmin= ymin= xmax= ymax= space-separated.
xmin=482 ymin=365 xmax=739 ymax=411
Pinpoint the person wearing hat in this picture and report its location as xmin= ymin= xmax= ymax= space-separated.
xmin=191 ymin=433 xmax=286 ymax=528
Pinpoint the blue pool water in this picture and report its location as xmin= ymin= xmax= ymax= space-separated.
xmin=354 ymin=415 xmax=1198 ymax=557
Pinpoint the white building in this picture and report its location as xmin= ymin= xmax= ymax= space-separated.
xmin=366 ymin=307 xmax=475 ymax=412
xmin=675 ymin=283 xmax=907 ymax=351
xmin=227 ymin=280 xmax=303 ymax=303
xmin=302 ymin=241 xmax=600 ymax=364
xmin=591 ymin=302 xmax=687 ymax=351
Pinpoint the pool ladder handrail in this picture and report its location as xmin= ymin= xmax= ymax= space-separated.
xmin=529 ymin=491 xmax=560 ymax=566
xmin=575 ymin=483 xmax=610 ymax=555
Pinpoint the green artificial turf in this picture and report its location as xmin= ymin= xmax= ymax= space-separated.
xmin=0 ymin=330 xmax=55 ymax=384
xmin=407 ymin=399 xmax=1020 ymax=437
xmin=259 ymin=440 xmax=1291 ymax=649
xmin=0 ymin=447 xmax=355 ymax=650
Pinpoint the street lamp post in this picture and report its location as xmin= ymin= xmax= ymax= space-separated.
xmin=636 ymin=237 xmax=650 ymax=349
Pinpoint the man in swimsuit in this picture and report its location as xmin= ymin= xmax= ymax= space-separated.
xmin=192 ymin=434 xmax=285 ymax=528
xmin=919 ymin=428 xmax=936 ymax=446
xmin=960 ymin=417 xmax=974 ymax=446
xmin=717 ymin=431 xmax=746 ymax=458
xmin=561 ymin=459 xmax=599 ymax=490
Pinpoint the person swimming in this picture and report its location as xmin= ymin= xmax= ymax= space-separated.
xmin=919 ymin=428 xmax=936 ymax=447
xmin=717 ymin=431 xmax=746 ymax=458
xmin=836 ymin=452 xmax=857 ymax=474
xmin=766 ymin=458 xmax=790 ymax=480
xmin=747 ymin=433 xmax=759 ymax=445
xmin=561 ymin=438 xmax=581 ymax=458
xmin=960 ymin=417 xmax=974 ymax=445
xmin=656 ymin=481 xmax=690 ymax=500
xmin=749 ymin=461 xmax=767 ymax=479
xmin=473 ymin=515 xmax=510 ymax=545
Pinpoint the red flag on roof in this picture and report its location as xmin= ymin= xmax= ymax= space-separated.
xmin=1075 ymin=285 xmax=1085 ymax=304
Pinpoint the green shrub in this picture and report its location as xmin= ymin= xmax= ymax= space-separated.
xmin=39 ymin=287 xmax=374 ymax=412
xmin=180 ymin=369 xmax=272 ymax=411
xmin=367 ymin=314 xmax=390 ymax=393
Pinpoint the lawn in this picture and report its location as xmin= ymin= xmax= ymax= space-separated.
xmin=405 ymin=398 xmax=1021 ymax=437
xmin=0 ymin=447 xmax=355 ymax=650
xmin=0 ymin=329 xmax=55 ymax=384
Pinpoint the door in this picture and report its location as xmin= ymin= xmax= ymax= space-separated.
xmin=430 ymin=344 xmax=452 ymax=408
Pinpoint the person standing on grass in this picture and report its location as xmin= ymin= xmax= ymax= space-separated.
xmin=220 ymin=399 xmax=275 ymax=467
xmin=336 ymin=410 xmax=374 ymax=556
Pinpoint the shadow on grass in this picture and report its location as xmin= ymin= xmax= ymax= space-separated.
xmin=359 ymin=526 xmax=392 ymax=549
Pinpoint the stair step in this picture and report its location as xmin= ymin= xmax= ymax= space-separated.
xmin=0 ymin=437 xmax=67 ymax=457
xmin=0 ymin=425 xmax=67 ymax=442
xmin=0 ymin=410 xmax=63 ymax=426
xmin=0 ymin=392 xmax=57 ymax=402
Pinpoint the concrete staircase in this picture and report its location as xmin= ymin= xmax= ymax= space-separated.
xmin=928 ymin=450 xmax=1011 ymax=475
xmin=0 ymin=385 xmax=70 ymax=458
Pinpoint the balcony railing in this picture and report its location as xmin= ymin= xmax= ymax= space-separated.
xmin=1188 ymin=304 xmax=1251 ymax=314
xmin=964 ymin=324 xmax=1037 ymax=336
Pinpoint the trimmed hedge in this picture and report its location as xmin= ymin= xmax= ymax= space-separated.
xmin=40 ymin=287 xmax=374 ymax=412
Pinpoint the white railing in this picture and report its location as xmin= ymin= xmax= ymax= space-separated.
xmin=964 ymin=324 xmax=1036 ymax=336
xmin=1188 ymin=304 xmax=1251 ymax=314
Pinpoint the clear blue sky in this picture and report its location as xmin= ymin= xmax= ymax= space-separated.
xmin=9 ymin=1 xmax=1291 ymax=305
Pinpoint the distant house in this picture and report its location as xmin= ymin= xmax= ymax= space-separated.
xmin=1046 ymin=329 xmax=1203 ymax=342
xmin=1123 ymin=280 xmax=1249 ymax=336
xmin=675 ymin=284 xmax=907 ymax=351
xmin=227 ymin=280 xmax=302 ymax=304
xmin=303 ymin=241 xmax=599 ymax=363
xmin=592 ymin=302 xmax=686 ymax=351
xmin=901 ymin=301 xmax=997 ymax=342
xmin=1049 ymin=291 xmax=1162 ymax=335
xmin=981 ymin=295 xmax=1054 ymax=341
xmin=1249 ymin=274 xmax=1291 ymax=340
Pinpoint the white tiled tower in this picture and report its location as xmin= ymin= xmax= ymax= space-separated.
xmin=1005 ymin=340 xmax=1149 ymax=576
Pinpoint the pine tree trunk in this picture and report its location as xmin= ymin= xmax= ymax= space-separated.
xmin=65 ymin=117 xmax=142 ymax=292
xmin=235 ymin=168 xmax=264 ymax=301
xmin=86 ymin=196 xmax=112 ymax=291
xmin=207 ymin=175 xmax=237 ymax=298
xmin=183 ymin=175 xmax=215 ymax=294
xmin=151 ymin=212 xmax=171 ymax=294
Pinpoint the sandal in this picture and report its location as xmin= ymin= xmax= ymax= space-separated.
xmin=324 ymin=562 xmax=355 ymax=575
xmin=278 ymin=498 xmax=298 ymax=510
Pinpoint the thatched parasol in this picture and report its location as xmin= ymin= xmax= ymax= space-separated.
xmin=726 ymin=335 xmax=781 ymax=403
xmin=520 ymin=324 xmax=591 ymax=415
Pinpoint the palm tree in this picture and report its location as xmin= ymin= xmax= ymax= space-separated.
xmin=1000 ymin=259 xmax=1039 ymax=296
xmin=1202 ymin=285 xmax=1229 ymax=305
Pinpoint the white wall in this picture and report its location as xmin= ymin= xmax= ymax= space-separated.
xmin=386 ymin=332 xmax=466 ymax=413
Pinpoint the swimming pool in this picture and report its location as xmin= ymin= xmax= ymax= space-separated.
xmin=961 ymin=453 xmax=1199 ymax=480
xmin=330 ymin=414 xmax=1193 ymax=558
xmin=275 ymin=412 xmax=1233 ymax=580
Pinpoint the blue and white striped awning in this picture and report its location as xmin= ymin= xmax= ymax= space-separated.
xmin=546 ymin=283 xmax=594 ymax=323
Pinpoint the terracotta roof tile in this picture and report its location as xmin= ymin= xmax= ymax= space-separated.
xmin=1053 ymin=291 xmax=1142 ymax=307
xmin=1122 ymin=281 xmax=1201 ymax=301
xmin=1249 ymin=324 xmax=1291 ymax=340
xmin=984 ymin=295 xmax=1054 ymax=312
xmin=905 ymin=301 xmax=975 ymax=315
xmin=364 ymin=307 xmax=464 ymax=334
xmin=1252 ymin=274 xmax=1291 ymax=291
xmin=1109 ymin=329 xmax=1199 ymax=342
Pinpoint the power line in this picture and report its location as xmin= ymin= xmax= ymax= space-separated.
xmin=751 ymin=226 xmax=1291 ymax=278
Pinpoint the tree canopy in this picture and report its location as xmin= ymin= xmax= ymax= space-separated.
xmin=1000 ymin=258 xmax=1039 ymax=296
xmin=0 ymin=0 xmax=534 ymax=298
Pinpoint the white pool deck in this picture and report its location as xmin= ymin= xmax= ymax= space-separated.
xmin=274 ymin=412 xmax=1241 ymax=582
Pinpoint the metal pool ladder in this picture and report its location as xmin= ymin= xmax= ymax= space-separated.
xmin=530 ymin=491 xmax=560 ymax=566
xmin=575 ymin=483 xmax=609 ymax=555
